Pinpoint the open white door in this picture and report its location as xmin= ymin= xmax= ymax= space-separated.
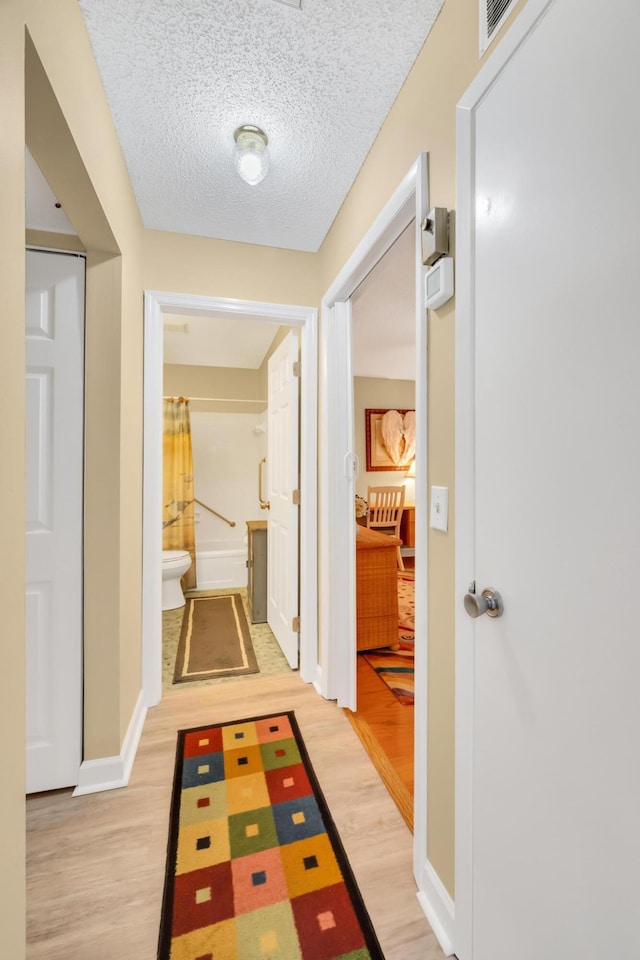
xmin=456 ymin=1 xmax=640 ymax=956
xmin=266 ymin=330 xmax=300 ymax=667
xmin=25 ymin=250 xmax=84 ymax=793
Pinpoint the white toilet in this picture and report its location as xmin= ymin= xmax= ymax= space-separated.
xmin=161 ymin=549 xmax=193 ymax=611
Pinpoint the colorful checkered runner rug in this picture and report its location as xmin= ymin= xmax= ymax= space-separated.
xmin=158 ymin=711 xmax=385 ymax=960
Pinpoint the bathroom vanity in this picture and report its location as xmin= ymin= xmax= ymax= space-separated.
xmin=246 ymin=520 xmax=268 ymax=623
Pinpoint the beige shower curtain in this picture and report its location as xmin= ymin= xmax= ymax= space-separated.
xmin=163 ymin=397 xmax=197 ymax=591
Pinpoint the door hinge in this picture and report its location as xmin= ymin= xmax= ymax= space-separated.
xmin=293 ymin=360 xmax=300 ymax=378
xmin=292 ymin=488 xmax=301 ymax=505
xmin=292 ymin=616 xmax=300 ymax=633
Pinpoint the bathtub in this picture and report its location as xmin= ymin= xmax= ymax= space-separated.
xmin=195 ymin=538 xmax=248 ymax=591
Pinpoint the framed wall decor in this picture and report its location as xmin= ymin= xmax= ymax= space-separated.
xmin=365 ymin=408 xmax=416 ymax=471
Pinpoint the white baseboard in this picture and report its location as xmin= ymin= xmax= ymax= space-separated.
xmin=417 ymin=859 xmax=456 ymax=956
xmin=72 ymin=690 xmax=147 ymax=796
xmin=311 ymin=663 xmax=325 ymax=698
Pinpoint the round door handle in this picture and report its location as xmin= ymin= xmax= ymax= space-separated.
xmin=464 ymin=588 xmax=504 ymax=619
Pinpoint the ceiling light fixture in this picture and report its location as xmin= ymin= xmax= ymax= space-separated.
xmin=233 ymin=125 xmax=269 ymax=186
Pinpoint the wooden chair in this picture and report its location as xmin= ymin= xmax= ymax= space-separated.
xmin=366 ymin=485 xmax=405 ymax=570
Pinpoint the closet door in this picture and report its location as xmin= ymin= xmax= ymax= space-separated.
xmin=25 ymin=250 xmax=84 ymax=793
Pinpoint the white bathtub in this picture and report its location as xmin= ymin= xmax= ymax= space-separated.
xmin=195 ymin=538 xmax=248 ymax=591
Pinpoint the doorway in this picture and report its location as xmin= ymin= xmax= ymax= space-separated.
xmin=319 ymin=153 xmax=432 ymax=920
xmin=347 ymin=222 xmax=416 ymax=827
xmin=160 ymin=315 xmax=300 ymax=683
xmin=142 ymin=291 xmax=318 ymax=708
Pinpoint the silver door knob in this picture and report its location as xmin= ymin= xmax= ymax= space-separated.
xmin=464 ymin=588 xmax=504 ymax=619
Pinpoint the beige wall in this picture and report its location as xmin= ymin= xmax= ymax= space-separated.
xmin=164 ymin=363 xmax=267 ymax=414
xmin=353 ymin=378 xmax=416 ymax=497
xmin=143 ymin=230 xmax=319 ymax=306
xmin=25 ymin=229 xmax=85 ymax=252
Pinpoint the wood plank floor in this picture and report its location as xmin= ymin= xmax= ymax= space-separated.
xmin=346 ymin=655 xmax=415 ymax=830
xmin=26 ymin=673 xmax=444 ymax=960
xmin=347 ymin=558 xmax=415 ymax=830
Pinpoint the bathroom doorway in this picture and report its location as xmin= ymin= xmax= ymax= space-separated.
xmin=160 ymin=317 xmax=300 ymax=683
xmin=142 ymin=292 xmax=318 ymax=708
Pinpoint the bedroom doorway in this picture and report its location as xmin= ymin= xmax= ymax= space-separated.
xmin=347 ymin=222 xmax=416 ymax=829
xmin=319 ymin=154 xmax=430 ymax=908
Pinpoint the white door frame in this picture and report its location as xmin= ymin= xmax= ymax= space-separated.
xmin=319 ymin=154 xmax=434 ymax=921
xmin=142 ymin=291 xmax=318 ymax=707
xmin=455 ymin=2 xmax=554 ymax=956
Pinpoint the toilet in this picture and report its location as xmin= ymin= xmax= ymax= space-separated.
xmin=161 ymin=549 xmax=193 ymax=611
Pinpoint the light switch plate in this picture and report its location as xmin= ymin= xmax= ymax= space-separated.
xmin=430 ymin=485 xmax=448 ymax=532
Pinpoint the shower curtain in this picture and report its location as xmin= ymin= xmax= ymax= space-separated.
xmin=163 ymin=397 xmax=197 ymax=591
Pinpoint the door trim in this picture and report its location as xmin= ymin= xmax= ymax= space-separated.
xmin=142 ymin=292 xmax=318 ymax=707
xmin=319 ymin=153 xmax=432 ymax=921
xmin=455 ymin=2 xmax=555 ymax=955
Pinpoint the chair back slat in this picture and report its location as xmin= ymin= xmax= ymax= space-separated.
xmin=365 ymin=486 xmax=406 ymax=570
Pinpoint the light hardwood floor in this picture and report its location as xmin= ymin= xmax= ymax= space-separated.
xmin=346 ymin=655 xmax=414 ymax=830
xmin=347 ymin=559 xmax=415 ymax=830
xmin=26 ymin=672 xmax=444 ymax=960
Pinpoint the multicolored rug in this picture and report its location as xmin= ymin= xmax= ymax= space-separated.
xmin=363 ymin=572 xmax=414 ymax=706
xmin=158 ymin=711 xmax=385 ymax=960
xmin=173 ymin=593 xmax=259 ymax=684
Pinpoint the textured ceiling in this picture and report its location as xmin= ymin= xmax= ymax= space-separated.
xmin=78 ymin=0 xmax=444 ymax=252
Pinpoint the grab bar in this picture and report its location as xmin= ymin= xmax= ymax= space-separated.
xmin=258 ymin=457 xmax=270 ymax=510
xmin=194 ymin=497 xmax=236 ymax=528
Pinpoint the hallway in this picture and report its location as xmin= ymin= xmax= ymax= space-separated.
xmin=26 ymin=673 xmax=442 ymax=960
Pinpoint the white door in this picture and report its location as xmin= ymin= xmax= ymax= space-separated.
xmin=267 ymin=331 xmax=300 ymax=668
xmin=26 ymin=250 xmax=84 ymax=793
xmin=457 ymin=1 xmax=640 ymax=957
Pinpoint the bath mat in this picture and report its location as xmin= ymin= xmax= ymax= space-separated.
xmin=173 ymin=593 xmax=259 ymax=684
xmin=157 ymin=711 xmax=385 ymax=960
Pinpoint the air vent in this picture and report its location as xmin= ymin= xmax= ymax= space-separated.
xmin=480 ymin=0 xmax=517 ymax=55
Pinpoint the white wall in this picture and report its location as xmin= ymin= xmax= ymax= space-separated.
xmin=191 ymin=410 xmax=267 ymax=552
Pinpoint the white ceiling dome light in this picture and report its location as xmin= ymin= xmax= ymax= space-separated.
xmin=233 ymin=125 xmax=270 ymax=186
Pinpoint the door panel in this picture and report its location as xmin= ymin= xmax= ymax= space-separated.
xmin=461 ymin=1 xmax=640 ymax=956
xmin=267 ymin=330 xmax=300 ymax=668
xmin=26 ymin=250 xmax=84 ymax=793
